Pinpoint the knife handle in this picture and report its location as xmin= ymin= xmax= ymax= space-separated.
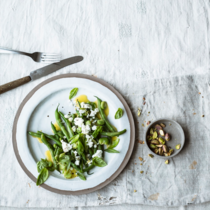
xmin=0 ymin=76 xmax=31 ymax=94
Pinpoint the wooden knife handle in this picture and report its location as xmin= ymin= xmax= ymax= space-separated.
xmin=0 ymin=76 xmax=31 ymax=94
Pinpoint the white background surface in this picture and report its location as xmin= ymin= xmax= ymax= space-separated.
xmin=1 ymin=0 xmax=210 ymax=209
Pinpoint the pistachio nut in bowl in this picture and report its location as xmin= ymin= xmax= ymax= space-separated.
xmin=145 ymin=118 xmax=185 ymax=159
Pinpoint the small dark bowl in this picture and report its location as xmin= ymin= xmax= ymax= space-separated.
xmin=145 ymin=118 xmax=185 ymax=159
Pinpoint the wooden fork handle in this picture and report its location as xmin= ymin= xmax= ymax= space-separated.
xmin=0 ymin=76 xmax=31 ymax=94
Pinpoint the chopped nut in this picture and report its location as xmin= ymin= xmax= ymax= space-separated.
xmin=137 ymin=108 xmax=141 ymax=116
xmin=148 ymin=154 xmax=154 ymax=158
xmin=159 ymin=137 xmax=166 ymax=145
xmin=193 ymin=113 xmax=196 ymax=115
xmin=154 ymin=148 xmax=159 ymax=154
xmin=138 ymin=140 xmax=144 ymax=144
xmin=148 ymin=112 xmax=150 ymax=114
xmin=140 ymin=171 xmax=144 ymax=174
xmin=143 ymin=102 xmax=146 ymax=105
xmin=155 ymin=124 xmax=162 ymax=130
xmin=160 ymin=123 xmax=166 ymax=128
xmin=146 ymin=121 xmax=151 ymax=126
xmin=142 ymin=124 xmax=145 ymax=127
xmin=162 ymin=145 xmax=168 ymax=153
xmin=199 ymin=92 xmax=201 ymax=94
xmin=159 ymin=129 xmax=165 ymax=136
xmin=139 ymin=157 xmax=143 ymax=161
xmin=134 ymin=190 xmax=137 ymax=192
xmin=176 ymin=144 xmax=181 ymax=150
xmin=159 ymin=148 xmax=163 ymax=156
xmin=150 ymin=128 xmax=154 ymax=134
xmin=150 ymin=144 xmax=157 ymax=149
xmin=143 ymin=97 xmax=145 ymax=100
xmin=165 ymin=133 xmax=170 ymax=141
xmin=169 ymin=149 xmax=174 ymax=155
xmin=153 ymin=131 xmax=158 ymax=139
xmin=140 ymin=163 xmax=143 ymax=165
xmin=165 ymin=160 xmax=169 ymax=164
xmin=202 ymin=115 xmax=205 ymax=117
xmin=156 ymin=145 xmax=163 ymax=148
xmin=150 ymin=140 xmax=159 ymax=145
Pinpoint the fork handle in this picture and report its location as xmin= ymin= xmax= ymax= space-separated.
xmin=0 ymin=47 xmax=31 ymax=56
xmin=0 ymin=76 xmax=31 ymax=94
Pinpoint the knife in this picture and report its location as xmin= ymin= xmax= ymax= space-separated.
xmin=0 ymin=56 xmax=83 ymax=94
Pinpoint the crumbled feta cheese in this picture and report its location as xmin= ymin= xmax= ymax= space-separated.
xmin=72 ymin=126 xmax=76 ymax=132
xmin=74 ymin=151 xmax=77 ymax=156
xmin=61 ymin=140 xmax=72 ymax=153
xmin=87 ymin=141 xmax=93 ymax=148
xmin=92 ymin=125 xmax=97 ymax=131
xmin=70 ymin=167 xmax=73 ymax=170
xmin=90 ymin=108 xmax=99 ymax=117
xmin=63 ymin=136 xmax=67 ymax=139
xmin=79 ymin=109 xmax=86 ymax=116
xmin=74 ymin=117 xmax=84 ymax=127
xmin=75 ymin=156 xmax=80 ymax=160
xmin=92 ymin=120 xmax=97 ymax=123
xmin=68 ymin=117 xmax=73 ymax=122
xmin=81 ymin=124 xmax=91 ymax=134
xmin=81 ymin=102 xmax=92 ymax=109
xmin=94 ymin=144 xmax=97 ymax=148
xmin=64 ymin=114 xmax=70 ymax=118
xmin=75 ymin=161 xmax=79 ymax=165
xmin=92 ymin=150 xmax=103 ymax=158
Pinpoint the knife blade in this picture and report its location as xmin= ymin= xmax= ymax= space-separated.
xmin=0 ymin=56 xmax=83 ymax=94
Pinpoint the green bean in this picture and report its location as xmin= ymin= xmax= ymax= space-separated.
xmin=89 ymin=148 xmax=93 ymax=156
xmin=95 ymin=97 xmax=115 ymax=132
xmin=51 ymin=122 xmax=57 ymax=134
xmin=83 ymin=164 xmax=95 ymax=172
xmin=55 ymin=106 xmax=70 ymax=141
xmin=101 ymin=129 xmax=126 ymax=137
xmin=59 ymin=111 xmax=74 ymax=139
xmin=41 ymin=134 xmax=57 ymax=168
xmin=28 ymin=131 xmax=40 ymax=138
xmin=57 ymin=131 xmax=64 ymax=138
xmin=37 ymin=131 xmax=62 ymax=147
xmin=80 ymin=159 xmax=84 ymax=173
xmin=70 ymin=163 xmax=82 ymax=172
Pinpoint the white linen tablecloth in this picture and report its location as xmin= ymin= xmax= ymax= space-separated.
xmin=1 ymin=0 xmax=210 ymax=208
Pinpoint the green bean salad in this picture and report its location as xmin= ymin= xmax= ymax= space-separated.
xmin=29 ymin=88 xmax=126 ymax=186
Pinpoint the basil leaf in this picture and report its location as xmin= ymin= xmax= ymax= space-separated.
xmin=77 ymin=172 xmax=86 ymax=180
xmin=92 ymin=157 xmax=107 ymax=167
xmin=105 ymin=148 xmax=120 ymax=153
xmin=108 ymin=138 xmax=120 ymax=149
xmin=36 ymin=168 xmax=49 ymax=186
xmin=115 ymin=108 xmax=124 ymax=119
xmin=69 ymin=88 xmax=78 ymax=99
xmin=37 ymin=159 xmax=54 ymax=173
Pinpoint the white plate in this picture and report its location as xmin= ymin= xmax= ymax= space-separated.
xmin=13 ymin=74 xmax=135 ymax=194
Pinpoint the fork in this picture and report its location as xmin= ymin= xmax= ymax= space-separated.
xmin=0 ymin=47 xmax=61 ymax=63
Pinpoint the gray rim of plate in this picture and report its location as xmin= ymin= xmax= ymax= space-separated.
xmin=12 ymin=73 xmax=135 ymax=195
xmin=144 ymin=118 xmax=185 ymax=159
